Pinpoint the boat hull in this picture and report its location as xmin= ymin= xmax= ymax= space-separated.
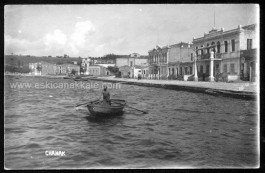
xmin=87 ymin=99 xmax=126 ymax=116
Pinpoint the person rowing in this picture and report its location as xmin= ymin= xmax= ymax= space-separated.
xmin=102 ymin=85 xmax=111 ymax=105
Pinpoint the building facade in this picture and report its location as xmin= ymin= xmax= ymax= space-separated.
xmin=148 ymin=43 xmax=194 ymax=79
xmin=116 ymin=53 xmax=148 ymax=68
xmin=89 ymin=65 xmax=112 ymax=76
xmin=168 ymin=42 xmax=194 ymax=78
xmin=192 ymin=24 xmax=257 ymax=81
xmin=41 ymin=62 xmax=57 ymax=75
xmin=29 ymin=62 xmax=80 ymax=75
xmin=56 ymin=64 xmax=80 ymax=75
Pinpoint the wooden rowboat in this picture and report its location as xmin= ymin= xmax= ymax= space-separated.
xmin=87 ymin=99 xmax=126 ymax=116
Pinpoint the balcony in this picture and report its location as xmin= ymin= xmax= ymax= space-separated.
xmin=240 ymin=49 xmax=257 ymax=58
xmin=197 ymin=54 xmax=210 ymax=60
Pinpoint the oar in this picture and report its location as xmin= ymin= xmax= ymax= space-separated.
xmin=125 ymin=105 xmax=148 ymax=114
xmin=76 ymin=91 xmax=102 ymax=107
xmin=75 ymin=102 xmax=89 ymax=107
xmin=111 ymin=100 xmax=148 ymax=114
xmin=75 ymin=99 xmax=99 ymax=107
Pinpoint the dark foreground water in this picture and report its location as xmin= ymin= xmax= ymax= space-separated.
xmin=4 ymin=76 xmax=258 ymax=169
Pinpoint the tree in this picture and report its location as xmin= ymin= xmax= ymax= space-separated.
xmin=107 ymin=66 xmax=119 ymax=73
xmin=71 ymin=69 xmax=77 ymax=75
xmin=36 ymin=64 xmax=42 ymax=72
xmin=56 ymin=61 xmax=64 ymax=65
xmin=107 ymin=66 xmax=120 ymax=76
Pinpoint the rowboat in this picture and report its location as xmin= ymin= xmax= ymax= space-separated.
xmin=87 ymin=99 xmax=126 ymax=116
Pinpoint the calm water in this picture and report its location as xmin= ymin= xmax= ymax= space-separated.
xmin=4 ymin=76 xmax=258 ymax=169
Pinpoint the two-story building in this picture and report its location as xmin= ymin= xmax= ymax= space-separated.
xmin=56 ymin=64 xmax=80 ymax=75
xmin=192 ymin=24 xmax=257 ymax=82
xmin=148 ymin=42 xmax=194 ymax=79
xmin=29 ymin=62 xmax=80 ymax=75
xmin=116 ymin=53 xmax=148 ymax=68
xmin=88 ymin=65 xmax=112 ymax=76
xmin=168 ymin=42 xmax=194 ymax=78
xmin=116 ymin=53 xmax=149 ymax=78
xmin=41 ymin=62 xmax=57 ymax=75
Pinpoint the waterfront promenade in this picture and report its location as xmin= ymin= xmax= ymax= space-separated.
xmin=90 ymin=76 xmax=258 ymax=100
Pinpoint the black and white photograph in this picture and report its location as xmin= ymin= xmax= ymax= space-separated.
xmin=4 ymin=4 xmax=259 ymax=169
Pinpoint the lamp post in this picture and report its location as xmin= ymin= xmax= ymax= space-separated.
xmin=209 ymin=49 xmax=215 ymax=82
xmin=194 ymin=54 xmax=198 ymax=81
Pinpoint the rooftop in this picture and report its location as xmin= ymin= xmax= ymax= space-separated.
xmin=193 ymin=24 xmax=256 ymax=43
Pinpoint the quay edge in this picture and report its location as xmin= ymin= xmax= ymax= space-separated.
xmin=87 ymin=77 xmax=257 ymax=101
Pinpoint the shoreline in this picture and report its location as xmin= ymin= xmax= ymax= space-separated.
xmin=88 ymin=77 xmax=257 ymax=100
xmin=5 ymin=74 xmax=257 ymax=100
xmin=5 ymin=73 xmax=66 ymax=79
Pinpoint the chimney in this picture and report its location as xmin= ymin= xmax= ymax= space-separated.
xmin=238 ymin=25 xmax=242 ymax=29
xmin=221 ymin=27 xmax=224 ymax=32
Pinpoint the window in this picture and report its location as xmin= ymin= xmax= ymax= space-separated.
xmin=201 ymin=45 xmax=204 ymax=55
xmin=172 ymin=68 xmax=174 ymax=75
xmin=224 ymin=41 xmax=228 ymax=53
xmin=185 ymin=67 xmax=188 ymax=74
xmin=231 ymin=39 xmax=235 ymax=52
xmin=206 ymin=65 xmax=209 ymax=75
xmin=130 ymin=61 xmax=133 ymax=67
xmin=230 ymin=64 xmax=235 ymax=73
xmin=190 ymin=66 xmax=193 ymax=74
xmin=191 ymin=53 xmax=193 ymax=61
xmin=196 ymin=47 xmax=198 ymax=56
xmin=211 ymin=42 xmax=215 ymax=52
xmin=247 ymin=39 xmax=252 ymax=50
xmin=217 ymin=41 xmax=221 ymax=53
xmin=207 ymin=43 xmax=210 ymax=54
xmin=223 ymin=64 xmax=227 ymax=73
xmin=200 ymin=65 xmax=203 ymax=73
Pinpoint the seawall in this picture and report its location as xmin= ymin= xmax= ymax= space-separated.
xmin=87 ymin=77 xmax=257 ymax=100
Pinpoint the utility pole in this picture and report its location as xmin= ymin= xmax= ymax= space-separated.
xmin=213 ymin=6 xmax=215 ymax=28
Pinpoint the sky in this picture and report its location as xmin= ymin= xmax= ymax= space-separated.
xmin=4 ymin=4 xmax=258 ymax=57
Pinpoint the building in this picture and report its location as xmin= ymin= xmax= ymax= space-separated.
xmin=118 ymin=65 xmax=149 ymax=79
xmin=29 ymin=62 xmax=80 ymax=75
xmin=148 ymin=43 xmax=194 ymax=79
xmin=116 ymin=53 xmax=148 ymax=68
xmin=56 ymin=64 xmax=80 ymax=75
xmin=192 ymin=24 xmax=257 ymax=82
xmin=116 ymin=53 xmax=149 ymax=78
xmin=119 ymin=65 xmax=131 ymax=78
xmin=29 ymin=62 xmax=42 ymax=75
xmin=41 ymin=62 xmax=57 ymax=75
xmin=168 ymin=42 xmax=194 ymax=77
xmin=89 ymin=65 xmax=112 ymax=76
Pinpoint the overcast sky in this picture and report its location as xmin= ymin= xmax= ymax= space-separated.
xmin=4 ymin=4 xmax=258 ymax=57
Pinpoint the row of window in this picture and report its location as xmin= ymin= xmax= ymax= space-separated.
xmin=149 ymin=53 xmax=167 ymax=64
xmin=168 ymin=66 xmax=193 ymax=75
xmin=195 ymin=40 xmax=236 ymax=56
xmin=223 ymin=63 xmax=235 ymax=73
xmin=195 ymin=39 xmax=253 ymax=56
xmin=197 ymin=63 xmax=235 ymax=74
xmin=90 ymin=69 xmax=100 ymax=74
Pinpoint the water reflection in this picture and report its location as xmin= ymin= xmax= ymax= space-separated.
xmin=85 ymin=114 xmax=125 ymax=125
